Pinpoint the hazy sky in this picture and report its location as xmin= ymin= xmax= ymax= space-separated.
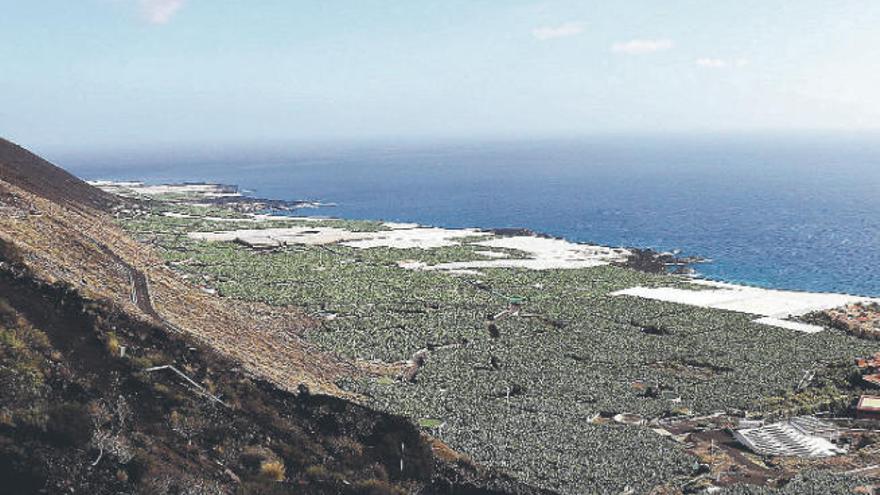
xmin=3 ymin=0 xmax=880 ymax=152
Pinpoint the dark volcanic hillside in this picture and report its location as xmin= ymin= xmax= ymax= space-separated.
xmin=0 ymin=138 xmax=119 ymax=211
xmin=0 ymin=139 xmax=550 ymax=495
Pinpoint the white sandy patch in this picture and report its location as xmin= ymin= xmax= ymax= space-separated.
xmin=410 ymin=236 xmax=630 ymax=271
xmin=340 ymin=227 xmax=485 ymax=249
xmin=479 ymin=236 xmax=627 ymax=262
xmin=753 ymin=317 xmax=825 ymax=334
xmin=164 ymin=212 xmax=325 ymax=224
xmin=612 ymin=283 xmax=878 ymax=333
xmin=92 ymin=181 xmax=241 ymax=198
xmin=189 ymin=225 xmax=486 ymax=250
xmin=189 ymin=227 xmax=372 ymax=248
xmin=187 ymin=221 xmax=628 ymax=270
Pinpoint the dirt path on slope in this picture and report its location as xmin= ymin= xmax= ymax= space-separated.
xmin=85 ymin=234 xmax=175 ymax=331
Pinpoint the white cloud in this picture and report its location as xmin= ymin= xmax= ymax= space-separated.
xmin=611 ymin=39 xmax=674 ymax=55
xmin=695 ymin=57 xmax=749 ymax=69
xmin=140 ymin=0 xmax=185 ymax=25
xmin=696 ymin=58 xmax=726 ymax=68
xmin=532 ymin=22 xmax=585 ymax=41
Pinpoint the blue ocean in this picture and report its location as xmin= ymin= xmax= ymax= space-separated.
xmin=64 ymin=134 xmax=880 ymax=297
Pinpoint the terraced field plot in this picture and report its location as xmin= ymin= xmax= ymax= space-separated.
xmin=119 ymin=205 xmax=878 ymax=494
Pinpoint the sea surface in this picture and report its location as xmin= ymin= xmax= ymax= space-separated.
xmin=64 ymin=134 xmax=880 ymax=297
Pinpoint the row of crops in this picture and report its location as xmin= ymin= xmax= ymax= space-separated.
xmin=120 ymin=205 xmax=878 ymax=494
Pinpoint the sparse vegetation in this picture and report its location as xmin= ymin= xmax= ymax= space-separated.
xmin=259 ymin=460 xmax=286 ymax=482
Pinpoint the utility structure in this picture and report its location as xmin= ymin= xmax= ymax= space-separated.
xmin=144 ymin=365 xmax=228 ymax=407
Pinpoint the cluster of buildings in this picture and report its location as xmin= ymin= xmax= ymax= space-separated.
xmin=856 ymin=352 xmax=880 ymax=419
xmin=733 ymin=345 xmax=880 ymax=460
xmin=826 ymin=302 xmax=880 ymax=339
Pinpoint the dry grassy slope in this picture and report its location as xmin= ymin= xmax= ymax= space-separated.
xmin=0 ymin=147 xmax=352 ymax=396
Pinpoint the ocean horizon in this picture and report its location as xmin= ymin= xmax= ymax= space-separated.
xmin=63 ymin=134 xmax=880 ymax=297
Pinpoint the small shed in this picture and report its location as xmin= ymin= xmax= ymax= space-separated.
xmin=857 ymin=395 xmax=880 ymax=420
xmin=863 ymin=374 xmax=880 ymax=388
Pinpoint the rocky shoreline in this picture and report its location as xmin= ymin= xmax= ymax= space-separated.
xmin=90 ymin=180 xmax=330 ymax=214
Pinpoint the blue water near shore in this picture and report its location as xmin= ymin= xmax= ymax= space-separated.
xmin=65 ymin=134 xmax=880 ymax=297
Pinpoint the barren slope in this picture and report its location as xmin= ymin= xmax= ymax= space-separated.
xmin=0 ymin=141 xmax=350 ymax=395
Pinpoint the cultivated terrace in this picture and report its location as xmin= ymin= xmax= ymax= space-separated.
xmin=111 ymin=186 xmax=880 ymax=495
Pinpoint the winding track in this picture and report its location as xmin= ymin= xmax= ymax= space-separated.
xmin=86 ymin=234 xmax=180 ymax=333
xmin=127 ymin=266 xmax=159 ymax=320
xmin=126 ymin=264 xmax=184 ymax=333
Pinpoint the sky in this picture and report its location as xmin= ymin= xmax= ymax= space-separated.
xmin=2 ymin=0 xmax=880 ymax=153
